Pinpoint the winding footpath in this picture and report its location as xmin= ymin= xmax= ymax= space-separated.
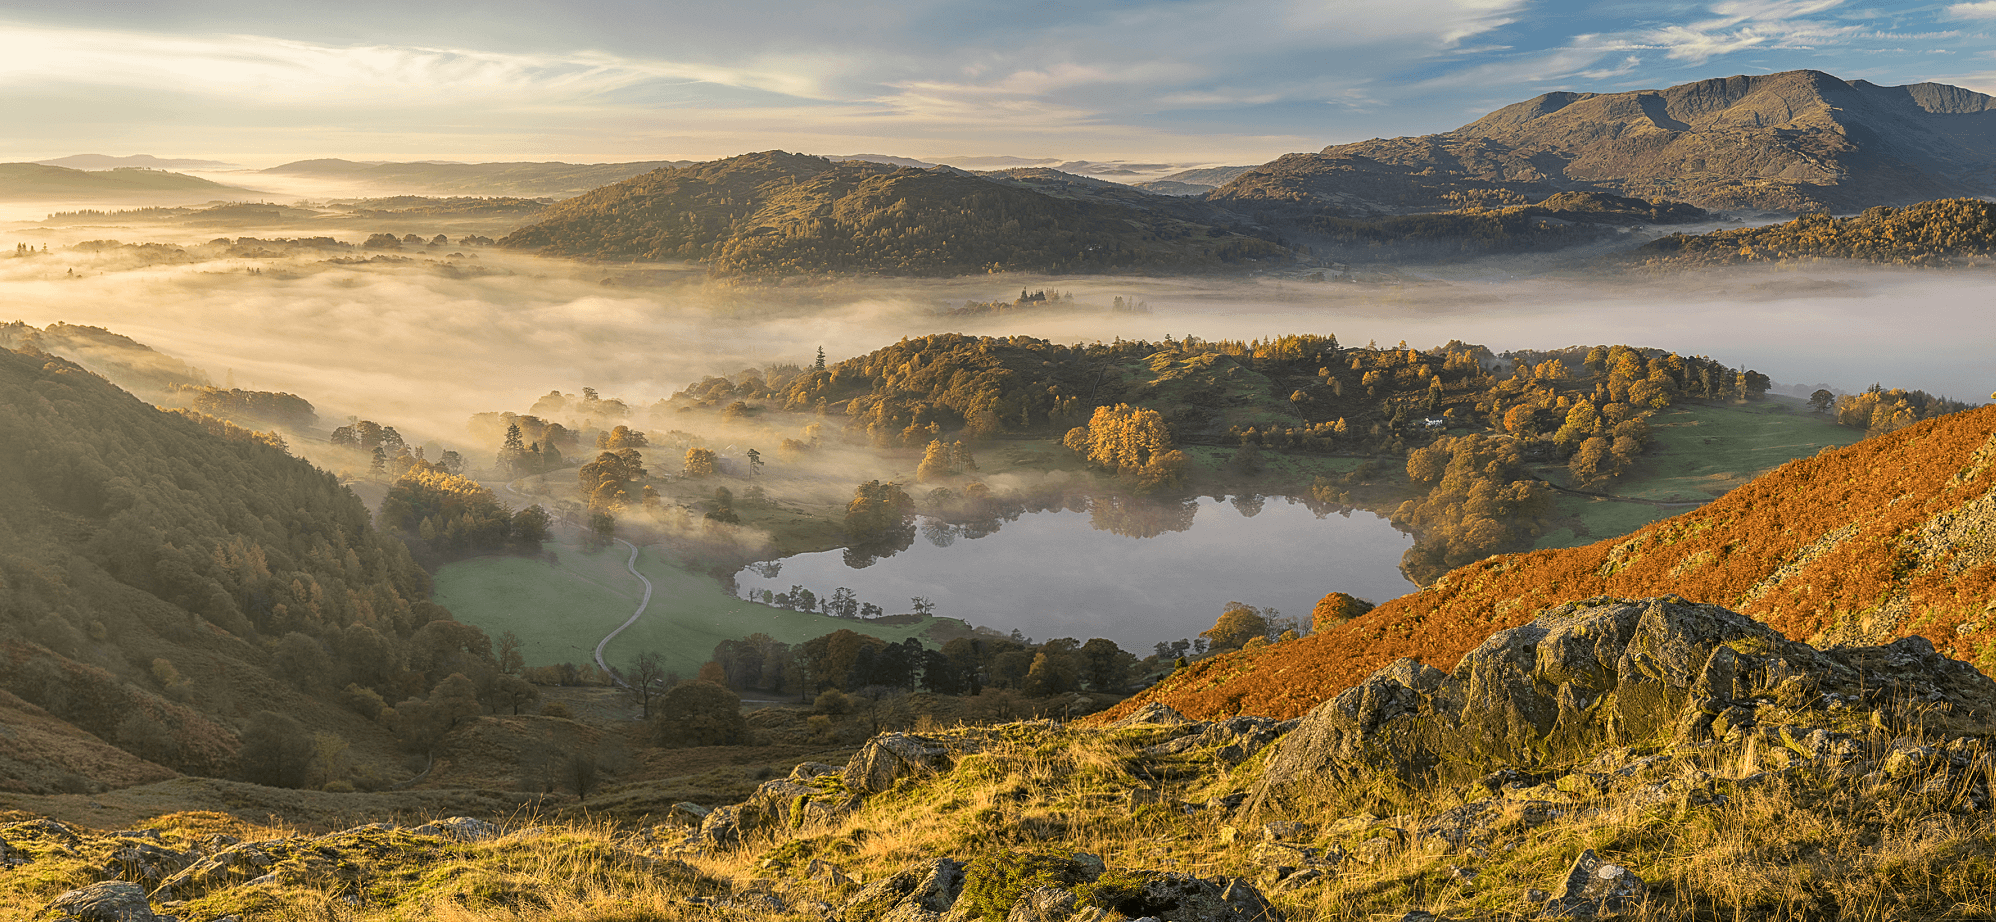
xmin=593 ymin=538 xmax=654 ymax=685
xmin=504 ymin=479 xmax=652 ymax=685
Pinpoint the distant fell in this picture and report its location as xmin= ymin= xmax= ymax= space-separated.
xmin=0 ymin=164 xmax=255 ymax=201
xmin=1216 ymin=70 xmax=1996 ymax=214
xmin=499 ymin=151 xmax=1288 ymax=276
xmin=260 ymin=159 xmax=692 ymax=198
xmin=35 ymin=154 xmax=236 ymax=171
xmin=1101 ymin=403 xmax=1996 ymax=722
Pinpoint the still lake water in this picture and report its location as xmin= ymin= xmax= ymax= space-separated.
xmin=734 ymin=496 xmax=1416 ymax=652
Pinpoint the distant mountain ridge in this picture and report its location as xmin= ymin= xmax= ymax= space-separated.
xmin=0 ymin=163 xmax=256 ymax=201
xmin=35 ymin=154 xmax=236 ymax=171
xmin=261 ymin=159 xmax=692 ymax=198
xmin=1215 ymin=70 xmax=1996 ymax=214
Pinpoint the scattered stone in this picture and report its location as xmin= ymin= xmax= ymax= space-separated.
xmin=1273 ymin=868 xmax=1324 ymax=891
xmin=807 ymin=858 xmax=853 ymax=887
xmin=841 ymin=857 xmax=965 ymax=922
xmin=1544 ymin=849 xmax=1646 ymax=918
xmin=1006 ymin=886 xmax=1078 ymax=922
xmin=411 ymin=817 xmax=499 ymax=841
xmin=1113 ymin=702 xmax=1195 ymax=727
xmin=789 ymin=761 xmax=841 ymax=781
xmin=41 ymin=881 xmax=158 ymax=922
xmin=669 ymin=802 xmax=711 ymax=825
xmin=1261 ymin=821 xmax=1309 ymax=842
xmin=102 ymin=840 xmax=194 ymax=889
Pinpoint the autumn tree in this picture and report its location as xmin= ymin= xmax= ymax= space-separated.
xmin=684 ymin=447 xmax=717 ymax=477
xmin=916 ymin=439 xmax=952 ymax=482
xmin=1200 ymin=602 xmax=1271 ymax=651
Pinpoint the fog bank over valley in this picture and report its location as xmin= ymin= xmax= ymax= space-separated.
xmin=0 ymin=225 xmax=1985 ymax=456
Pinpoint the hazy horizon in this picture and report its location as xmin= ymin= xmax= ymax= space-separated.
xmin=4 ymin=3 xmax=1996 ymax=167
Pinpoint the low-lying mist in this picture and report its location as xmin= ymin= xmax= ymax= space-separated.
xmin=0 ymin=218 xmax=1988 ymax=457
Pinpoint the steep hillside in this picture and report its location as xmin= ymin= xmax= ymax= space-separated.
xmin=0 ymin=323 xmax=209 ymax=397
xmin=499 ymin=151 xmax=1286 ymax=275
xmin=0 ymin=346 xmax=503 ymax=793
xmin=1216 ymin=70 xmax=1996 ymax=214
xmin=261 ymin=159 xmax=689 ymax=198
xmin=1103 ymin=404 xmax=1996 ymax=721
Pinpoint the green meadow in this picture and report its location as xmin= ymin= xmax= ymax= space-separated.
xmin=1537 ymin=396 xmax=1863 ymax=548
xmin=433 ymin=533 xmax=947 ymax=680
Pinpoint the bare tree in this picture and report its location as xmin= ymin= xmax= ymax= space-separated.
xmin=624 ymin=652 xmax=668 ymax=718
xmin=565 ymin=750 xmax=599 ymax=800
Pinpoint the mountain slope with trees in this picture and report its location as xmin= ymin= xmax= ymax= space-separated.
xmin=0 ymin=345 xmax=516 ymax=793
xmin=1100 ymin=403 xmax=1996 ymax=722
xmin=1214 ymin=70 xmax=1996 ymax=214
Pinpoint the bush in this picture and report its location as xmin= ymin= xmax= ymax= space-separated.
xmin=652 ymin=681 xmax=746 ymax=747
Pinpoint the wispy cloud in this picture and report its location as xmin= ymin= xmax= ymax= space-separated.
xmin=1633 ymin=0 xmax=1862 ymax=63
xmin=1946 ymin=1 xmax=1996 ymax=19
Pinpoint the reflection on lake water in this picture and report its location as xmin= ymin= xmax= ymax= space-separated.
xmin=734 ymin=495 xmax=1416 ymax=652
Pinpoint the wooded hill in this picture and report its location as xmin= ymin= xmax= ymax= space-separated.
xmin=1630 ymin=198 xmax=1996 ymax=267
xmin=0 ymin=345 xmax=516 ymax=794
xmin=1214 ymin=70 xmax=1996 ymax=215
xmin=498 ymin=151 xmax=1289 ymax=276
xmin=666 ymin=334 xmax=1917 ymax=585
xmin=1100 ymin=403 xmax=1996 ymax=722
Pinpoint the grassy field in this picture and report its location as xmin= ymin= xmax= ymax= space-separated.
xmin=1535 ymin=396 xmax=1863 ymax=548
xmin=432 ymin=533 xmax=950 ymax=679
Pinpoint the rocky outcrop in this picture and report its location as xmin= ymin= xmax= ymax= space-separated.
xmin=842 ymin=857 xmax=966 ymax=921
xmin=1248 ymin=596 xmax=1996 ymax=814
xmin=843 ymin=733 xmax=956 ymax=795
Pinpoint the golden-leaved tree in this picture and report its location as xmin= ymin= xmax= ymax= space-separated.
xmin=1063 ymin=404 xmax=1187 ymax=492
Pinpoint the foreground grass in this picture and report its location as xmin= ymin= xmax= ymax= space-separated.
xmin=9 ymin=714 xmax=1991 ymax=922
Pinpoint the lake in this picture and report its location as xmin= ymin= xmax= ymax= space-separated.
xmin=733 ymin=495 xmax=1416 ymax=653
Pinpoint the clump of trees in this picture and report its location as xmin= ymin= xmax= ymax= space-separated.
xmin=579 ymin=448 xmax=652 ymax=511
xmin=379 ymin=464 xmax=550 ymax=561
xmin=1391 ymin=434 xmax=1554 ymax=584
xmin=844 ymin=481 xmax=914 ymax=566
xmin=1834 ymin=385 xmax=1973 ymax=435
xmin=1063 ymin=404 xmax=1186 ymax=492
xmin=169 ymin=385 xmax=316 ymax=430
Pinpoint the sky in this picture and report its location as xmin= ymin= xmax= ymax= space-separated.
xmin=1 ymin=1 xmax=1993 ymax=169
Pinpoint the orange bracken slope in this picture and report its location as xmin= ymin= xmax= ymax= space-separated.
xmin=1097 ymin=405 xmax=1996 ymax=722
